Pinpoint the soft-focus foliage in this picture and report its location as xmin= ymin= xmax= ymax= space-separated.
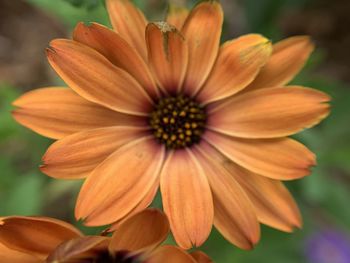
xmin=1 ymin=0 xmax=350 ymax=262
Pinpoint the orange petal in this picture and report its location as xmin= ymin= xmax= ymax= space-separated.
xmin=245 ymin=36 xmax=315 ymax=91
xmin=182 ymin=1 xmax=223 ymax=96
xmin=204 ymin=131 xmax=316 ymax=180
xmin=106 ymin=0 xmax=148 ymax=61
xmin=75 ymin=137 xmax=165 ymax=226
xmin=197 ymin=34 xmax=272 ymax=104
xmin=147 ymin=245 xmax=196 ymax=263
xmin=193 ymin=142 xmax=260 ymax=250
xmin=109 ymin=177 xmax=160 ymax=232
xmin=166 ymin=5 xmax=190 ymax=30
xmin=0 ymin=243 xmax=40 ymax=263
xmin=0 ymin=217 xmax=82 ymax=259
xmin=41 ymin=126 xmax=147 ymax=179
xmin=224 ymin=162 xmax=302 ymax=232
xmin=73 ymin=22 xmax=159 ymax=99
xmin=191 ymin=251 xmax=213 ymax=263
xmin=146 ymin=22 xmax=188 ymax=95
xmin=208 ymin=87 xmax=330 ymax=138
xmin=109 ymin=209 xmax=169 ymax=255
xmin=47 ymin=236 xmax=109 ymax=262
xmin=12 ymin=87 xmax=144 ymax=139
xmin=47 ymin=39 xmax=152 ymax=116
xmin=160 ymin=149 xmax=214 ymax=249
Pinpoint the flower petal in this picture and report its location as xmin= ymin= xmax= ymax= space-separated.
xmin=73 ymin=22 xmax=159 ymax=99
xmin=147 ymin=245 xmax=196 ymax=263
xmin=41 ymin=127 xmax=147 ymax=179
xmin=193 ymin=142 xmax=260 ymax=250
xmin=197 ymin=34 xmax=272 ymax=104
xmin=47 ymin=39 xmax=152 ymax=116
xmin=106 ymin=0 xmax=148 ymax=61
xmin=75 ymin=137 xmax=165 ymax=226
xmin=160 ymin=149 xmax=214 ymax=249
xmin=146 ymin=22 xmax=188 ymax=94
xmin=245 ymin=36 xmax=315 ymax=91
xmin=109 ymin=177 xmax=160 ymax=232
xmin=47 ymin=236 xmax=109 ymax=262
xmin=109 ymin=209 xmax=169 ymax=255
xmin=0 ymin=217 xmax=82 ymax=259
xmin=191 ymin=251 xmax=213 ymax=263
xmin=0 ymin=243 xmax=40 ymax=263
xmin=224 ymin=162 xmax=302 ymax=232
xmin=182 ymin=1 xmax=223 ymax=96
xmin=204 ymin=131 xmax=316 ymax=180
xmin=12 ymin=87 xmax=143 ymax=139
xmin=208 ymin=87 xmax=330 ymax=138
xmin=166 ymin=5 xmax=189 ymax=30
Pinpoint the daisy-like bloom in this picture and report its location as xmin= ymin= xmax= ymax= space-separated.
xmin=13 ymin=0 xmax=330 ymax=250
xmin=0 ymin=209 xmax=209 ymax=263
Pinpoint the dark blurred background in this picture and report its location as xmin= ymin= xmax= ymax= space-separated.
xmin=0 ymin=0 xmax=350 ymax=262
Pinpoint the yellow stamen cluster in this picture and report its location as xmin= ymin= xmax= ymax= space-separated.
xmin=149 ymin=95 xmax=207 ymax=149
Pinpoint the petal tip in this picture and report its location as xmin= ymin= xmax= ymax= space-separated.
xmin=10 ymin=108 xmax=18 ymax=116
xmin=75 ymin=21 xmax=86 ymax=28
xmin=240 ymin=235 xmax=260 ymax=250
xmin=39 ymin=164 xmax=47 ymax=170
xmin=293 ymin=219 xmax=303 ymax=230
xmin=45 ymin=46 xmax=56 ymax=56
xmin=74 ymin=208 xmax=85 ymax=223
xmin=48 ymin=38 xmax=73 ymax=50
xmin=299 ymin=35 xmax=315 ymax=46
xmin=11 ymin=109 xmax=26 ymax=125
xmin=39 ymin=163 xmax=53 ymax=177
xmin=11 ymin=97 xmax=22 ymax=107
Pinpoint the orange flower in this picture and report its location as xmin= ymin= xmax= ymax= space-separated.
xmin=0 ymin=209 xmax=209 ymax=263
xmin=12 ymin=0 xmax=330 ymax=250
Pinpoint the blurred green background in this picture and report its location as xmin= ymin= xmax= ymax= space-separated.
xmin=1 ymin=0 xmax=350 ymax=262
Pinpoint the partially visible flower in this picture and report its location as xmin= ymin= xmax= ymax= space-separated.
xmin=306 ymin=229 xmax=350 ymax=263
xmin=0 ymin=209 xmax=209 ymax=263
xmin=13 ymin=0 xmax=330 ymax=250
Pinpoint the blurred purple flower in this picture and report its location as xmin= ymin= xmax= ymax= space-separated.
xmin=306 ymin=230 xmax=350 ymax=263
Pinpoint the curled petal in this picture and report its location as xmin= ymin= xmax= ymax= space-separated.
xmin=0 ymin=217 xmax=82 ymax=259
xmin=109 ymin=209 xmax=169 ymax=255
xmin=245 ymin=36 xmax=315 ymax=91
xmin=47 ymin=236 xmax=109 ymax=262
xmin=0 ymin=243 xmax=40 ymax=263
xmin=198 ymin=34 xmax=272 ymax=103
xmin=147 ymin=245 xmax=196 ymax=263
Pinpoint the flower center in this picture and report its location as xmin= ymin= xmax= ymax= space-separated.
xmin=94 ymin=251 xmax=140 ymax=263
xmin=149 ymin=95 xmax=207 ymax=149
